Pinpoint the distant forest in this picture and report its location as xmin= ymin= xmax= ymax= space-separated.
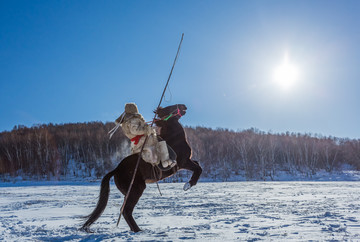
xmin=1 ymin=122 xmax=360 ymax=181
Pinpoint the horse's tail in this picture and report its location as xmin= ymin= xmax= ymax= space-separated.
xmin=81 ymin=168 xmax=117 ymax=232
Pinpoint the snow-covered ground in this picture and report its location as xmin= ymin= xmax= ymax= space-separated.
xmin=1 ymin=181 xmax=359 ymax=241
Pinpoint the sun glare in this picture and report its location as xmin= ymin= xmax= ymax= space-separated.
xmin=273 ymin=54 xmax=299 ymax=90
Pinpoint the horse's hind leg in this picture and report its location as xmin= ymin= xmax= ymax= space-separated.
xmin=122 ymin=179 xmax=146 ymax=232
xmin=182 ymin=159 xmax=202 ymax=190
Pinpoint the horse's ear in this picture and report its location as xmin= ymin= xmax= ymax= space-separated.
xmin=154 ymin=106 xmax=163 ymax=114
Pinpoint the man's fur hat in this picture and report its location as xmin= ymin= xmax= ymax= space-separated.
xmin=125 ymin=103 xmax=139 ymax=114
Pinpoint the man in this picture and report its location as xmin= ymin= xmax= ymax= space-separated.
xmin=115 ymin=103 xmax=176 ymax=169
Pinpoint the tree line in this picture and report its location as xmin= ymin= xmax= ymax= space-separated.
xmin=0 ymin=122 xmax=129 ymax=180
xmin=0 ymin=122 xmax=359 ymax=181
xmin=185 ymin=127 xmax=360 ymax=180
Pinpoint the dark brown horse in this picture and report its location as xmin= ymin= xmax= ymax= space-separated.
xmin=81 ymin=104 xmax=202 ymax=232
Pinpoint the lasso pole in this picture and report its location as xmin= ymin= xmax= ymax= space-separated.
xmin=117 ymin=33 xmax=184 ymax=226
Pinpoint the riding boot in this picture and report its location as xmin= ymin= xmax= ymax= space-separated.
xmin=157 ymin=141 xmax=176 ymax=170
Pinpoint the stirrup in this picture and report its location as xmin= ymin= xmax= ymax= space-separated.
xmin=157 ymin=161 xmax=176 ymax=171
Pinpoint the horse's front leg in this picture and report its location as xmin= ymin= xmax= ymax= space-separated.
xmin=182 ymin=159 xmax=202 ymax=191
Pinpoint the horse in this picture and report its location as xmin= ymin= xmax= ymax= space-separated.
xmin=81 ymin=104 xmax=202 ymax=233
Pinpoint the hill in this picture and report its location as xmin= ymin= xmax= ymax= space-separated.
xmin=1 ymin=122 xmax=359 ymax=182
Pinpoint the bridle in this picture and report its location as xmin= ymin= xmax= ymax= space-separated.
xmin=162 ymin=106 xmax=183 ymax=121
xmin=150 ymin=105 xmax=183 ymax=123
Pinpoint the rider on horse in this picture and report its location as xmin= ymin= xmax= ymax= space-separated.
xmin=115 ymin=103 xmax=176 ymax=169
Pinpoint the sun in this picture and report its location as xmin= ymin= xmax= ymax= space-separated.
xmin=273 ymin=54 xmax=299 ymax=90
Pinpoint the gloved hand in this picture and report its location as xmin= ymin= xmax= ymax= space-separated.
xmin=146 ymin=125 xmax=154 ymax=136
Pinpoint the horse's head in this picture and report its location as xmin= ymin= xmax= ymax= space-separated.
xmin=155 ymin=104 xmax=187 ymax=122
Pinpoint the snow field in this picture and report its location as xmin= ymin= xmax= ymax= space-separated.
xmin=0 ymin=182 xmax=359 ymax=241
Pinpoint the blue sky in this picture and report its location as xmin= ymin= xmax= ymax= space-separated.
xmin=1 ymin=0 xmax=360 ymax=139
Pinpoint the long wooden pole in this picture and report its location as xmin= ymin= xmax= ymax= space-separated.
xmin=117 ymin=33 xmax=184 ymax=226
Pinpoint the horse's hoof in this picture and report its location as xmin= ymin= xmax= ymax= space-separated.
xmin=183 ymin=182 xmax=191 ymax=191
xmin=80 ymin=226 xmax=94 ymax=233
